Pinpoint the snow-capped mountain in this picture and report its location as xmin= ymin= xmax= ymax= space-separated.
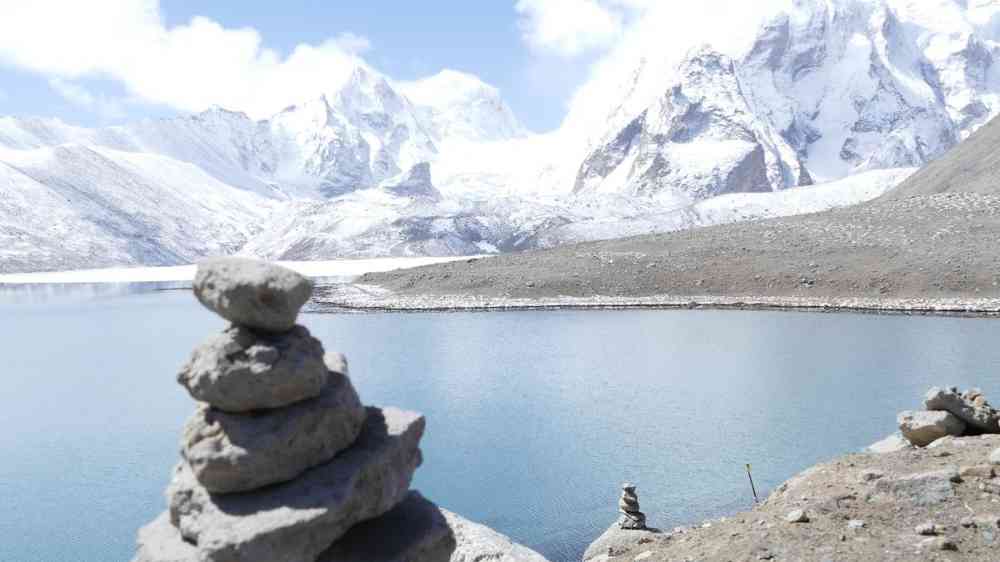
xmin=1 ymin=0 xmax=999 ymax=273
xmin=567 ymin=0 xmax=1000 ymax=201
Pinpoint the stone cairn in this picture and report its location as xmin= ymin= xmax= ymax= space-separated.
xmin=897 ymin=387 xmax=1000 ymax=448
xmin=131 ymin=257 xmax=459 ymax=562
xmin=618 ymin=483 xmax=647 ymax=530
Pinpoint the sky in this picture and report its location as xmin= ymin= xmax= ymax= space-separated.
xmin=0 ymin=0 xmax=659 ymax=132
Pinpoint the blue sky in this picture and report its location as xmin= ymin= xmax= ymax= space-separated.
xmin=0 ymin=1 xmax=633 ymax=132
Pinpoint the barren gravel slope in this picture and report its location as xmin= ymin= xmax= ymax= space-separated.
xmin=361 ymin=117 xmax=1000 ymax=304
xmin=360 ymin=193 xmax=1000 ymax=301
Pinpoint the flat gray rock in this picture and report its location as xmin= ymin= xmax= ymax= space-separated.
xmin=193 ymin=257 xmax=312 ymax=333
xmin=583 ymin=522 xmax=665 ymax=562
xmin=317 ymin=491 xmax=456 ymax=562
xmin=924 ymin=387 xmax=1000 ymax=433
xmin=177 ymin=324 xmax=327 ymax=413
xmin=898 ymin=410 xmax=966 ymax=447
xmin=181 ymin=367 xmax=365 ymax=494
xmin=168 ymin=407 xmax=424 ymax=562
xmin=874 ymin=466 xmax=961 ymax=506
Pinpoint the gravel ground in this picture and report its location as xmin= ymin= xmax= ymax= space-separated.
xmin=350 ymin=193 xmax=1000 ymax=311
xmin=582 ymin=434 xmax=1000 ymax=562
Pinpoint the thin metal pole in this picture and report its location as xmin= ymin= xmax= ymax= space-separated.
xmin=746 ymin=463 xmax=759 ymax=504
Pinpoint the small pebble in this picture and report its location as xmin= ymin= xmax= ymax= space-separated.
xmin=847 ymin=519 xmax=866 ymax=529
xmin=990 ymin=448 xmax=1000 ymax=466
xmin=785 ymin=509 xmax=809 ymax=524
xmin=859 ymin=470 xmax=884 ymax=482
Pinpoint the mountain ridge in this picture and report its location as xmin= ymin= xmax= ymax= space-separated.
xmin=3 ymin=0 xmax=1000 ymax=273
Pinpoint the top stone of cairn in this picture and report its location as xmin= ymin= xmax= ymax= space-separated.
xmin=193 ymin=258 xmax=313 ymax=333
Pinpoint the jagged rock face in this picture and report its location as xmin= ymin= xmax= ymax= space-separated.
xmin=571 ymin=0 xmax=1000 ymax=201
xmin=380 ymin=162 xmax=442 ymax=201
xmin=575 ymin=50 xmax=783 ymax=199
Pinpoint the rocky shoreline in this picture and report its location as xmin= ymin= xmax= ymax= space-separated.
xmin=311 ymin=283 xmax=1000 ymax=316
xmin=579 ymin=387 xmax=1000 ymax=562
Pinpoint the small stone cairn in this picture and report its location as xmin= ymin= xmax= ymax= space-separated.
xmin=132 ymin=257 xmax=457 ymax=562
xmin=618 ymin=483 xmax=647 ymax=530
xmin=896 ymin=387 xmax=1000 ymax=448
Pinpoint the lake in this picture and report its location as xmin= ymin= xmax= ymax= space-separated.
xmin=2 ymin=287 xmax=1000 ymax=562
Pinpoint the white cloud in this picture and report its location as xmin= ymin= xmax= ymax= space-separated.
xmin=515 ymin=0 xmax=624 ymax=56
xmin=49 ymin=78 xmax=127 ymax=121
xmin=514 ymin=0 xmax=658 ymax=56
xmin=0 ymin=0 xmax=372 ymax=119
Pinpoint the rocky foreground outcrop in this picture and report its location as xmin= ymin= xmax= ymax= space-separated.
xmin=132 ymin=257 xmax=547 ymax=562
xmin=583 ymin=388 xmax=1000 ymax=562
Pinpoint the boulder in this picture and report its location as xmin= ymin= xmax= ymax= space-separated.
xmin=875 ymin=466 xmax=961 ymax=506
xmin=193 ymin=257 xmax=312 ymax=333
xmin=867 ymin=432 xmax=913 ymax=454
xmin=991 ymin=448 xmax=1000 ymax=466
xmin=177 ymin=324 xmax=328 ymax=413
xmin=181 ymin=367 xmax=366 ymax=494
xmin=924 ymin=387 xmax=1000 ymax=434
xmin=583 ymin=523 xmax=664 ymax=562
xmin=136 ymin=492 xmax=550 ymax=562
xmin=898 ymin=410 xmax=966 ymax=447
xmin=168 ymin=407 xmax=424 ymax=562
xmin=441 ymin=509 xmax=550 ymax=562
xmin=317 ymin=491 xmax=456 ymax=562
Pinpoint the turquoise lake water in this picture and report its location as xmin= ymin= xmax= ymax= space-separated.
xmin=3 ymin=288 xmax=1000 ymax=561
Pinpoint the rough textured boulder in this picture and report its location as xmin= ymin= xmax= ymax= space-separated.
xmin=193 ymin=257 xmax=313 ymax=333
xmin=897 ymin=410 xmax=966 ymax=447
xmin=924 ymin=387 xmax=1000 ymax=433
xmin=181 ymin=368 xmax=365 ymax=493
xmin=441 ymin=509 xmax=549 ymax=562
xmin=874 ymin=466 xmax=961 ymax=506
xmin=583 ymin=523 xmax=665 ymax=562
xmin=317 ymin=491 xmax=456 ymax=562
xmin=177 ymin=325 xmax=328 ymax=412
xmin=167 ymin=407 xmax=424 ymax=562
xmin=135 ymin=493 xmax=552 ymax=562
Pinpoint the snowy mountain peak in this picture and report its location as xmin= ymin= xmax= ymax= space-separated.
xmin=566 ymin=0 xmax=1000 ymax=202
xmin=399 ymin=69 xmax=528 ymax=143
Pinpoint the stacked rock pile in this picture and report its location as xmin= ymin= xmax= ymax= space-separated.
xmin=897 ymin=387 xmax=1000 ymax=447
xmin=132 ymin=258 xmax=461 ymax=562
xmin=618 ymin=483 xmax=647 ymax=530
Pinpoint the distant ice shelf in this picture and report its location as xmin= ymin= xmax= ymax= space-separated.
xmin=0 ymin=256 xmax=478 ymax=285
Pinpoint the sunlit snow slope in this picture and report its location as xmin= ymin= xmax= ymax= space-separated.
xmin=1 ymin=0 xmax=997 ymax=272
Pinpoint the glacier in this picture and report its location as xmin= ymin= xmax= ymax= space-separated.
xmin=0 ymin=0 xmax=998 ymax=273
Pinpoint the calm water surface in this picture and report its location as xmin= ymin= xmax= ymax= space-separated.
xmin=3 ymin=288 xmax=1000 ymax=562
